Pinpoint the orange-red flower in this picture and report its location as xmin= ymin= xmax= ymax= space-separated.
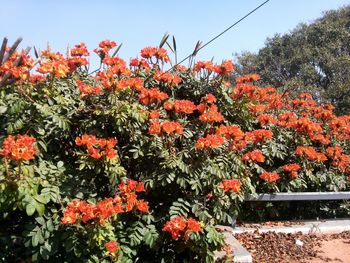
xmin=248 ymin=103 xmax=267 ymax=114
xmin=195 ymin=134 xmax=225 ymax=149
xmin=161 ymin=121 xmax=183 ymax=135
xmin=148 ymin=121 xmax=162 ymax=135
xmin=282 ymin=163 xmax=301 ymax=173
xmin=221 ymin=179 xmax=241 ymax=193
xmin=164 ymin=100 xmax=196 ymax=114
xmin=61 ymin=180 xmax=147 ymax=225
xmin=75 ymin=135 xmax=118 ymax=159
xmin=214 ymin=60 xmax=234 ymax=75
xmin=186 ymin=218 xmax=202 ymax=233
xmin=194 ymin=61 xmax=215 ymax=72
xmin=199 ymin=105 xmax=224 ymax=123
xmin=295 ymin=146 xmax=327 ymax=162
xmin=245 ymin=129 xmax=273 ymax=144
xmin=104 ymin=241 xmax=119 ymax=254
xmin=242 ymin=150 xmax=265 ymax=163
xmin=70 ymin=42 xmax=90 ymax=57
xmin=162 ymin=216 xmax=202 ymax=240
xmin=140 ymin=47 xmax=170 ymax=62
xmin=203 ymin=93 xmax=216 ymax=104
xmin=259 ymin=172 xmax=280 ymax=183
xmin=257 ymin=114 xmax=277 ymax=126
xmin=116 ymin=77 xmax=144 ymax=91
xmin=0 ymin=135 xmax=38 ymax=161
xmin=139 ymin=88 xmax=168 ymax=105
xmin=76 ymin=80 xmax=102 ymax=97
xmin=236 ymin=74 xmax=260 ymax=84
xmin=154 ymin=71 xmax=181 ymax=86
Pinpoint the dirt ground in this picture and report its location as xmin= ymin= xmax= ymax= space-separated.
xmin=305 ymin=238 xmax=350 ymax=263
xmin=234 ymin=231 xmax=350 ymax=263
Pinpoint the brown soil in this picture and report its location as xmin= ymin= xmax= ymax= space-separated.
xmin=234 ymin=231 xmax=350 ymax=263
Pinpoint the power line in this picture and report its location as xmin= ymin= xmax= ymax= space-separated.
xmin=173 ymin=0 xmax=271 ymax=68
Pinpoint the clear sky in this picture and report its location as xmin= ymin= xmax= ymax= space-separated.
xmin=1 ymin=0 xmax=349 ymax=68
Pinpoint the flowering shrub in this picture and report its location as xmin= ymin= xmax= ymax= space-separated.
xmin=1 ymin=39 xmax=350 ymax=262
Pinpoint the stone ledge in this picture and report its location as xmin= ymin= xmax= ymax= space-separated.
xmin=215 ymin=225 xmax=253 ymax=263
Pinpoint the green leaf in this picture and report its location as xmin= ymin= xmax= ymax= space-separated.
xmin=26 ymin=204 xmax=36 ymax=216
xmin=35 ymin=202 xmax=45 ymax=216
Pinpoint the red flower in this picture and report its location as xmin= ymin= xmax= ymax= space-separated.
xmin=221 ymin=179 xmax=241 ymax=193
xmin=0 ymin=135 xmax=38 ymax=161
xmin=282 ymin=163 xmax=301 ymax=173
xmin=161 ymin=121 xmax=183 ymax=135
xmin=173 ymin=100 xmax=196 ymax=114
xmin=236 ymin=74 xmax=260 ymax=84
xmin=257 ymin=114 xmax=277 ymax=126
xmin=186 ymin=218 xmax=202 ymax=232
xmin=248 ymin=103 xmax=267 ymax=114
xmin=136 ymin=200 xmax=149 ymax=213
xmin=163 ymin=216 xmax=187 ymax=240
xmin=117 ymin=77 xmax=144 ymax=91
xmin=70 ymin=42 xmax=89 ymax=57
xmin=75 ymin=135 xmax=118 ymax=159
xmin=195 ymin=134 xmax=225 ymax=149
xmin=199 ymin=105 xmax=224 ymax=123
xmin=203 ymin=93 xmax=216 ymax=104
xmin=295 ymin=146 xmax=327 ymax=162
xmin=149 ymin=110 xmax=160 ymax=119
xmin=163 ymin=216 xmax=202 ymax=240
xmin=242 ymin=150 xmax=265 ymax=163
xmin=140 ymin=46 xmax=157 ymax=59
xmin=76 ymin=80 xmax=102 ymax=97
xmin=104 ymin=241 xmax=119 ymax=254
xmin=214 ymin=60 xmax=234 ymax=75
xmin=149 ymin=121 xmax=161 ymax=135
xmin=154 ymin=71 xmax=181 ymax=86
xmin=139 ymin=88 xmax=168 ymax=105
xmin=259 ymin=172 xmax=280 ymax=183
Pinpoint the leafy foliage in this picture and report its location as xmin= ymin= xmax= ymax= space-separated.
xmin=0 ymin=38 xmax=350 ymax=262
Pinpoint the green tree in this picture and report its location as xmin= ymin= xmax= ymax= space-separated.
xmin=235 ymin=5 xmax=350 ymax=115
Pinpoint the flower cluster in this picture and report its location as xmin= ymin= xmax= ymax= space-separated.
xmin=37 ymin=50 xmax=70 ymax=77
xmin=0 ymin=49 xmax=34 ymax=82
xmin=282 ymin=163 xmax=301 ymax=179
xmin=76 ymin=80 xmax=102 ymax=97
xmin=236 ymin=74 xmax=261 ymax=84
xmin=154 ymin=71 xmax=181 ymax=86
xmin=61 ymin=180 xmax=148 ymax=225
xmin=242 ymin=150 xmax=265 ymax=163
xmin=259 ymin=172 xmax=280 ymax=183
xmin=0 ymin=134 xmax=38 ymax=161
xmin=221 ymin=179 xmax=241 ymax=193
xmin=148 ymin=120 xmax=183 ymax=135
xmin=194 ymin=60 xmax=234 ymax=75
xmin=75 ymin=135 xmax=118 ymax=159
xmin=195 ymin=134 xmax=225 ymax=149
xmin=162 ymin=216 xmax=202 ymax=240
xmin=326 ymin=145 xmax=350 ymax=171
xmin=140 ymin=47 xmax=170 ymax=62
xmin=104 ymin=240 xmax=119 ymax=254
xmin=198 ymin=105 xmax=224 ymax=123
xmin=116 ymin=77 xmax=144 ymax=91
xmin=164 ymin=99 xmax=196 ymax=114
xmin=295 ymin=146 xmax=327 ymax=162
xmin=139 ymin=87 xmax=168 ymax=105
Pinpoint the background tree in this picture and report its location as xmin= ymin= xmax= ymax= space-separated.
xmin=235 ymin=5 xmax=350 ymax=115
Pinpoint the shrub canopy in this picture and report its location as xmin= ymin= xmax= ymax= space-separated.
xmin=0 ymin=40 xmax=350 ymax=262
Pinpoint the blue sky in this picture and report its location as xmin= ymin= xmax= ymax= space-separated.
xmin=1 ymin=0 xmax=349 ymax=68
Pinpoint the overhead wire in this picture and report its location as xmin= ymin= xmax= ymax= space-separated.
xmin=171 ymin=0 xmax=271 ymax=69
